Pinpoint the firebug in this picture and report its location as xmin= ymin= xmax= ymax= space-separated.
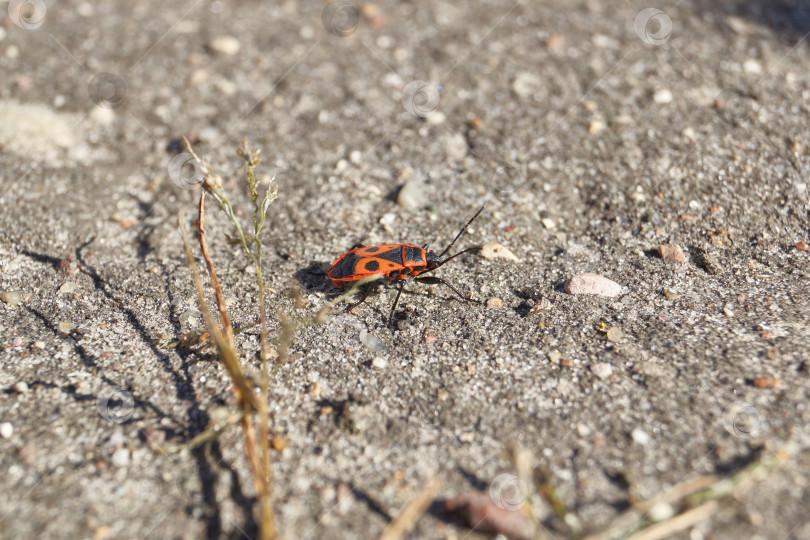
xmin=327 ymin=206 xmax=485 ymax=325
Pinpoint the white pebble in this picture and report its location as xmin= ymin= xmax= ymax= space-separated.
xmin=0 ymin=422 xmax=13 ymax=439
xmin=397 ymin=177 xmax=425 ymax=210
xmin=12 ymin=382 xmax=29 ymax=394
xmin=565 ymin=273 xmax=623 ymax=297
xmin=591 ymin=362 xmax=613 ymax=380
xmin=371 ymin=357 xmax=387 ymax=369
xmin=512 ymin=71 xmax=543 ymax=98
xmin=197 ymin=126 xmax=220 ymax=143
xmin=90 ymin=105 xmax=115 ymax=126
xmin=654 ymin=89 xmax=673 ymax=104
xmin=743 ymin=59 xmax=762 ymax=75
xmin=631 ymin=427 xmax=651 ymax=445
xmin=649 ymin=502 xmax=674 ymax=522
xmin=208 ymin=36 xmax=240 ymax=55
xmin=479 ymin=241 xmax=520 ymax=262
xmin=441 ymin=132 xmax=468 ymax=161
xmin=425 ymin=111 xmax=445 ymax=125
xmin=111 ymin=448 xmax=130 ymax=467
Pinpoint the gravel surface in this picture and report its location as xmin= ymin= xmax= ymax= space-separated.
xmin=1 ymin=1 xmax=810 ymax=539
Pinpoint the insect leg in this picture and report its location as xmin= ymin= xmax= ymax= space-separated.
xmin=343 ymin=284 xmax=372 ymax=313
xmin=414 ymin=276 xmax=475 ymax=303
xmin=388 ymin=280 xmax=405 ymax=327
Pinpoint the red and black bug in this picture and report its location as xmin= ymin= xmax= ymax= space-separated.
xmin=327 ymin=206 xmax=485 ymax=325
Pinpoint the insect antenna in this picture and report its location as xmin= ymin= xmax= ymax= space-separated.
xmin=436 ymin=205 xmax=485 ymax=259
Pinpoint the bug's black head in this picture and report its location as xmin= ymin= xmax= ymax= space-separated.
xmin=425 ymin=250 xmax=442 ymax=269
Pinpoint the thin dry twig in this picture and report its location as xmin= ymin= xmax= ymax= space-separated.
xmin=625 ymin=501 xmax=718 ymax=540
xmin=178 ymin=210 xmax=258 ymax=411
xmin=198 ymin=193 xmax=235 ymax=346
xmin=379 ymin=476 xmax=442 ymax=540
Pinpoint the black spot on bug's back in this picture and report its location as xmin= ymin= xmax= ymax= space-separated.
xmin=364 ymin=260 xmax=380 ymax=272
xmin=364 ymin=246 xmax=380 ymax=253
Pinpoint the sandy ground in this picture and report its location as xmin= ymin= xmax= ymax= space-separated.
xmin=1 ymin=0 xmax=810 ymax=538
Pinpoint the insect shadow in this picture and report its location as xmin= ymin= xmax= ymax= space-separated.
xmin=293 ymin=261 xmax=331 ymax=292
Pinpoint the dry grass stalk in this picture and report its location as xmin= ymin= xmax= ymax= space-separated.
xmin=178 ymin=137 xmax=278 ymax=539
xmin=379 ymin=476 xmax=441 ymax=540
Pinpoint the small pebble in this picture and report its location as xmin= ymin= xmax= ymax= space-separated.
xmin=11 ymin=337 xmax=22 ymax=347
xmin=512 ymin=71 xmax=543 ymax=98
xmin=33 ymin=341 xmax=45 ymax=349
xmin=743 ymin=59 xmax=762 ymax=75
xmin=541 ymin=218 xmax=556 ymax=229
xmin=606 ymin=327 xmax=623 ymax=343
xmin=425 ymin=111 xmax=445 ymax=125
xmin=58 ymin=321 xmax=75 ymax=333
xmin=486 ymin=297 xmax=504 ymax=309
xmin=649 ymin=502 xmax=674 ymax=522
xmin=12 ymin=382 xmax=29 ymax=394
xmin=565 ymin=273 xmax=622 ymax=297
xmin=591 ymin=362 xmax=613 ymax=380
xmin=397 ymin=177 xmax=425 ymax=210
xmin=271 ymin=435 xmax=288 ymax=452
xmin=371 ymin=357 xmax=387 ymax=369
xmin=18 ymin=445 xmax=36 ymax=466
xmin=441 ymin=132 xmax=468 ymax=160
xmin=631 ymin=427 xmax=650 ymax=445
xmin=796 ymin=241 xmax=809 ymax=252
xmin=545 ymin=34 xmax=564 ymax=50
xmin=548 ymin=351 xmax=562 ymax=364
xmin=58 ymin=282 xmax=77 ymax=294
xmin=458 ymin=431 xmax=475 ymax=443
xmin=708 ymin=229 xmax=733 ymax=248
xmin=658 ymin=244 xmax=687 ymax=264
xmin=111 ymin=448 xmax=130 ymax=467
xmin=141 ymin=427 xmax=165 ymax=446
xmin=423 ymin=329 xmax=436 ymax=344
xmin=653 ymin=89 xmax=673 ymax=104
xmin=0 ymin=291 xmax=22 ymax=306
xmin=0 ymin=422 xmax=13 ymax=439
xmin=753 ymin=376 xmax=780 ymax=388
xmin=589 ymin=118 xmax=606 ymax=134
xmin=479 ymin=241 xmax=519 ymax=262
xmin=197 ymin=126 xmax=220 ymax=143
xmin=90 ymin=105 xmax=115 ymax=126
xmin=208 ymin=36 xmax=240 ymax=55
